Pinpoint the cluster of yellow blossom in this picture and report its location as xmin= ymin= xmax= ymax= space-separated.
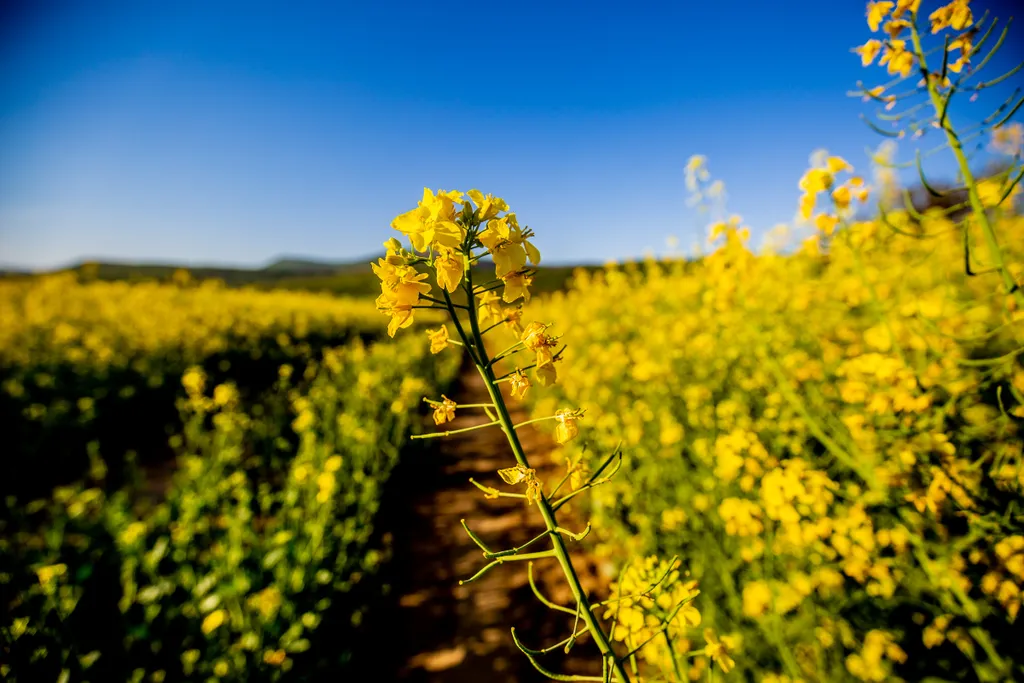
xmin=604 ymin=556 xmax=704 ymax=675
xmin=856 ymin=1 xmax=975 ymax=96
xmin=374 ymin=188 xmax=542 ymax=336
xmin=798 ymin=153 xmax=869 ymax=235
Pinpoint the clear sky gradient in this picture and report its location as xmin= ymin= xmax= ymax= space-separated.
xmin=2 ymin=0 xmax=1021 ymax=270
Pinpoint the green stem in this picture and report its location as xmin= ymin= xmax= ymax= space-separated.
xmin=910 ymin=25 xmax=1024 ymax=310
xmin=458 ymin=262 xmax=633 ymax=683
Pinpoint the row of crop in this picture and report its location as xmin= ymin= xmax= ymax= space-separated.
xmin=524 ymin=208 xmax=1024 ymax=681
xmin=1 ymin=334 xmax=459 ymax=681
xmin=0 ymin=274 xmax=441 ymax=496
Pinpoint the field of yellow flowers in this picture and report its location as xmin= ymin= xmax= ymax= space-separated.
xmin=0 ymin=274 xmax=457 ymax=681
xmin=4 ymin=1 xmax=1024 ymax=681
xmin=0 ymin=273 xmax=399 ymax=496
xmin=526 ymin=200 xmax=1024 ymax=681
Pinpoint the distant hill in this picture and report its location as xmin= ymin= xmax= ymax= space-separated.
xmin=0 ymin=256 xmax=607 ymax=298
xmin=261 ymin=257 xmax=364 ymax=275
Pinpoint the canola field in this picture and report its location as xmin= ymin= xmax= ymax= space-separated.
xmin=527 ymin=203 xmax=1024 ymax=681
xmin=0 ymin=275 xmax=457 ymax=681
xmin=3 ymin=1 xmax=1024 ymax=680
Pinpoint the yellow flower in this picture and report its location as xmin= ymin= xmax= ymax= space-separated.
xmin=799 ymin=193 xmax=817 ymax=221
xmin=867 ymin=2 xmax=894 ymax=31
xmin=825 ymin=156 xmax=851 ymax=174
xmin=434 ymin=247 xmax=464 ymax=292
xmin=247 ymin=585 xmax=283 ymax=620
xmin=883 ymin=18 xmax=910 ymax=39
xmin=120 ymin=522 xmax=148 ymax=545
xmin=427 ymin=326 xmax=451 ymax=354
xmin=554 ymin=409 xmax=581 ymax=444
xmin=36 ymin=563 xmax=68 ymax=587
xmin=799 ymin=168 xmax=833 ymax=195
xmin=373 ymin=261 xmax=432 ymax=337
xmin=263 ymin=649 xmax=288 ymax=667
xmin=467 ymin=189 xmax=509 ymax=221
xmin=509 ymin=369 xmax=531 ymax=400
xmin=893 ymin=0 xmax=921 ymax=19
xmin=433 ymin=395 xmax=457 ymax=425
xmin=501 ymin=270 xmax=534 ymax=303
xmin=536 ymin=360 xmax=558 ymax=387
xmin=479 ymin=220 xmax=526 ymax=278
xmin=182 ymin=367 xmax=206 ymax=396
xmin=325 ymin=455 xmax=343 ymax=472
xmin=929 ymin=0 xmax=972 ymax=33
xmin=477 ymin=290 xmax=504 ymax=326
xmin=201 ymin=609 xmax=227 ymax=635
xmin=316 ymin=471 xmax=336 ymax=503
xmin=498 ymin=463 xmax=534 ymax=485
xmin=498 ymin=464 xmax=542 ymax=504
xmin=704 ymin=628 xmax=736 ymax=673
xmin=212 ymin=383 xmax=237 ymax=407
xmin=390 ymin=188 xmax=466 ymax=252
xmin=854 ymin=39 xmax=883 ymax=66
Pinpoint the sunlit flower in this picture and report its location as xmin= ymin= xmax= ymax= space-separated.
xmin=433 ymin=395 xmax=457 ymax=425
xmin=554 ymin=409 xmax=581 ymax=444
xmin=509 ymin=369 xmax=532 ymax=400
xmin=202 ymin=609 xmax=227 ymax=635
xmin=391 ymin=188 xmax=466 ymax=252
xmin=434 ymin=247 xmax=465 ymax=292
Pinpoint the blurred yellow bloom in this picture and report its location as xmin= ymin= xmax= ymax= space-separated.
xmin=991 ymin=123 xmax=1024 ymax=156
xmin=866 ymin=2 xmax=894 ymax=31
xmin=929 ymin=0 xmax=972 ymax=33
xmin=893 ymin=0 xmax=921 ymax=19
xmin=704 ymin=628 xmax=736 ymax=673
xmin=536 ymin=360 xmax=558 ymax=387
xmin=263 ymin=650 xmax=288 ymax=666
xmin=879 ymin=39 xmax=915 ymax=77
xmin=201 ymin=609 xmax=227 ymax=635
xmin=946 ymin=32 xmax=973 ymax=73
xmin=36 ymin=563 xmax=68 ymax=587
xmin=316 ymin=471 xmax=336 ymax=503
xmin=247 ymin=586 xmax=283 ymax=620
xmin=815 ymin=214 xmax=840 ymax=236
xmin=854 ymin=39 xmax=883 ymax=66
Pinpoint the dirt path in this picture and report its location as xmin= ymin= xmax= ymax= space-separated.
xmin=365 ymin=361 xmax=610 ymax=682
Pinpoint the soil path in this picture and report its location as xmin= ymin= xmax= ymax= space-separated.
xmin=364 ymin=360 xmax=610 ymax=682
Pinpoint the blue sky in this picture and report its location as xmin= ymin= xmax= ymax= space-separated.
xmin=1 ymin=0 xmax=1021 ymax=270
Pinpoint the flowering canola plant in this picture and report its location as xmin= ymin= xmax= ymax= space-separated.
xmin=373 ymin=190 xmax=711 ymax=681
